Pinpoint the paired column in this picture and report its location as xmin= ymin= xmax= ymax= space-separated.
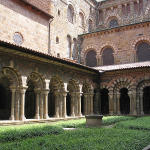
xmin=35 ymin=90 xmax=40 ymax=119
xmin=20 ymin=88 xmax=27 ymax=121
xmin=89 ymin=93 xmax=94 ymax=114
xmin=70 ymin=93 xmax=75 ymax=117
xmin=43 ymin=90 xmax=49 ymax=119
xmin=139 ymin=91 xmax=144 ymax=115
xmin=62 ymin=92 xmax=67 ymax=118
xmin=129 ymin=91 xmax=137 ymax=115
xmin=54 ymin=92 xmax=60 ymax=118
xmin=10 ymin=87 xmax=16 ymax=120
xmin=117 ymin=93 xmax=121 ymax=115
xmin=108 ymin=92 xmax=114 ymax=115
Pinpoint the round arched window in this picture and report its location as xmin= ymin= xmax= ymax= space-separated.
xmin=109 ymin=19 xmax=118 ymax=28
xmin=102 ymin=48 xmax=114 ymax=66
xmin=85 ymin=50 xmax=97 ymax=67
xmin=136 ymin=42 xmax=150 ymax=62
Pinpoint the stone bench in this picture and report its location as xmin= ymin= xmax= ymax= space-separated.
xmin=85 ymin=114 xmax=103 ymax=127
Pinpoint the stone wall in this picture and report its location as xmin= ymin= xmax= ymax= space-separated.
xmin=81 ymin=22 xmax=150 ymax=65
xmin=0 ymin=0 xmax=49 ymax=53
xmin=50 ymin=0 xmax=96 ymax=59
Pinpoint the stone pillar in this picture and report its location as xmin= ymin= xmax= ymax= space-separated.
xmin=20 ymin=88 xmax=27 ymax=121
xmin=129 ymin=91 xmax=137 ymax=115
xmin=78 ymin=93 xmax=82 ymax=116
xmin=139 ymin=91 xmax=144 ymax=115
xmin=59 ymin=94 xmax=63 ymax=118
xmin=62 ymin=92 xmax=67 ymax=118
xmin=15 ymin=90 xmax=20 ymax=120
xmin=43 ymin=90 xmax=49 ymax=119
xmin=10 ymin=87 xmax=16 ymax=120
xmin=74 ymin=93 xmax=78 ymax=116
xmin=84 ymin=94 xmax=88 ymax=115
xmin=108 ymin=92 xmax=114 ymax=115
xmin=89 ymin=93 xmax=94 ymax=114
xmin=118 ymin=4 xmax=122 ymax=17
xmin=35 ymin=90 xmax=40 ymax=119
xmin=132 ymin=92 xmax=137 ymax=115
xmin=117 ymin=93 xmax=121 ymax=115
xmin=39 ymin=93 xmax=43 ymax=119
xmin=70 ymin=93 xmax=75 ymax=117
xmin=54 ymin=92 xmax=60 ymax=118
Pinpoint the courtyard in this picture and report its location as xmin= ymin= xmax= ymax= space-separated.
xmin=0 ymin=116 xmax=150 ymax=150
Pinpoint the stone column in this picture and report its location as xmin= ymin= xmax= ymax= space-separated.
xmin=39 ymin=93 xmax=43 ymax=119
xmin=62 ymin=92 xmax=67 ymax=118
xmin=54 ymin=92 xmax=59 ymax=118
xmin=15 ymin=90 xmax=20 ymax=120
xmin=70 ymin=93 xmax=75 ymax=117
xmin=117 ymin=93 xmax=121 ymax=115
xmin=35 ymin=90 xmax=40 ymax=119
xmin=108 ymin=92 xmax=114 ymax=115
xmin=74 ymin=93 xmax=78 ymax=116
xmin=139 ymin=91 xmax=144 ymax=115
xmin=59 ymin=94 xmax=63 ymax=118
xmin=78 ymin=93 xmax=82 ymax=116
xmin=132 ymin=92 xmax=137 ymax=115
xmin=128 ymin=92 xmax=133 ymax=114
xmin=43 ymin=90 xmax=49 ymax=119
xmin=10 ymin=87 xmax=16 ymax=120
xmin=89 ymin=93 xmax=94 ymax=114
xmin=129 ymin=91 xmax=137 ymax=115
xmin=118 ymin=4 xmax=122 ymax=17
xmin=84 ymin=94 xmax=88 ymax=115
xmin=20 ymin=88 xmax=26 ymax=121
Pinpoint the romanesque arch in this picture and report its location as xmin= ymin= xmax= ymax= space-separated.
xmin=25 ymin=72 xmax=45 ymax=119
xmin=49 ymin=76 xmax=64 ymax=118
xmin=101 ymin=46 xmax=114 ymax=66
xmin=137 ymin=79 xmax=150 ymax=114
xmin=0 ymin=67 xmax=22 ymax=120
xmin=136 ymin=41 xmax=150 ymax=62
xmin=110 ymin=77 xmax=135 ymax=115
xmin=85 ymin=49 xmax=97 ymax=67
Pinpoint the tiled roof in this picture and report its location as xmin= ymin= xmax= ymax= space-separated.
xmin=94 ymin=61 xmax=150 ymax=72
xmin=0 ymin=39 xmax=99 ymax=74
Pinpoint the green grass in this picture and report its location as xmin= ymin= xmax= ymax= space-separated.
xmin=115 ymin=116 xmax=150 ymax=130
xmin=0 ymin=124 xmax=63 ymax=143
xmin=0 ymin=116 xmax=150 ymax=150
xmin=1 ymin=128 xmax=150 ymax=150
xmin=54 ymin=116 xmax=135 ymax=128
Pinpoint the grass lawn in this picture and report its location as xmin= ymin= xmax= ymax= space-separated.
xmin=0 ymin=116 xmax=150 ymax=150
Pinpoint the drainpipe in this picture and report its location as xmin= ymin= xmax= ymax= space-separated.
xmin=48 ymin=17 xmax=54 ymax=54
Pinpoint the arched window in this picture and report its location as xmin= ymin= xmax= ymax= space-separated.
xmin=88 ymin=19 xmax=93 ymax=32
xmin=136 ymin=42 xmax=150 ymax=62
xmin=102 ymin=47 xmax=114 ymax=66
xmin=72 ymin=38 xmax=77 ymax=60
xmin=67 ymin=5 xmax=74 ymax=23
xmin=79 ymin=12 xmax=84 ymax=27
xmin=67 ymin=35 xmax=72 ymax=58
xmin=85 ymin=50 xmax=97 ymax=67
xmin=109 ymin=19 xmax=118 ymax=28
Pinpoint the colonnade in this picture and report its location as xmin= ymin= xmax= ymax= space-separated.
xmin=4 ymin=87 xmax=94 ymax=121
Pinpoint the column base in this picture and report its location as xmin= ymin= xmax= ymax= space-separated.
xmin=55 ymin=115 xmax=59 ymax=118
xmin=9 ymin=115 xmax=15 ymax=121
xmin=35 ymin=115 xmax=40 ymax=120
xmin=117 ymin=111 xmax=121 ymax=115
xmin=20 ymin=116 xmax=26 ymax=121
xmin=141 ymin=111 xmax=144 ymax=115
xmin=109 ymin=111 xmax=113 ymax=115
xmin=71 ymin=113 xmax=75 ymax=117
xmin=43 ymin=114 xmax=49 ymax=119
xmin=78 ymin=113 xmax=82 ymax=117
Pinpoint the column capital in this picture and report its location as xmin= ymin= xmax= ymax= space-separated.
xmin=20 ymin=87 xmax=27 ymax=94
xmin=42 ymin=90 xmax=49 ymax=95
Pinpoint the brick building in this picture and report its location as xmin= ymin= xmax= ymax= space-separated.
xmin=0 ymin=0 xmax=149 ymax=123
